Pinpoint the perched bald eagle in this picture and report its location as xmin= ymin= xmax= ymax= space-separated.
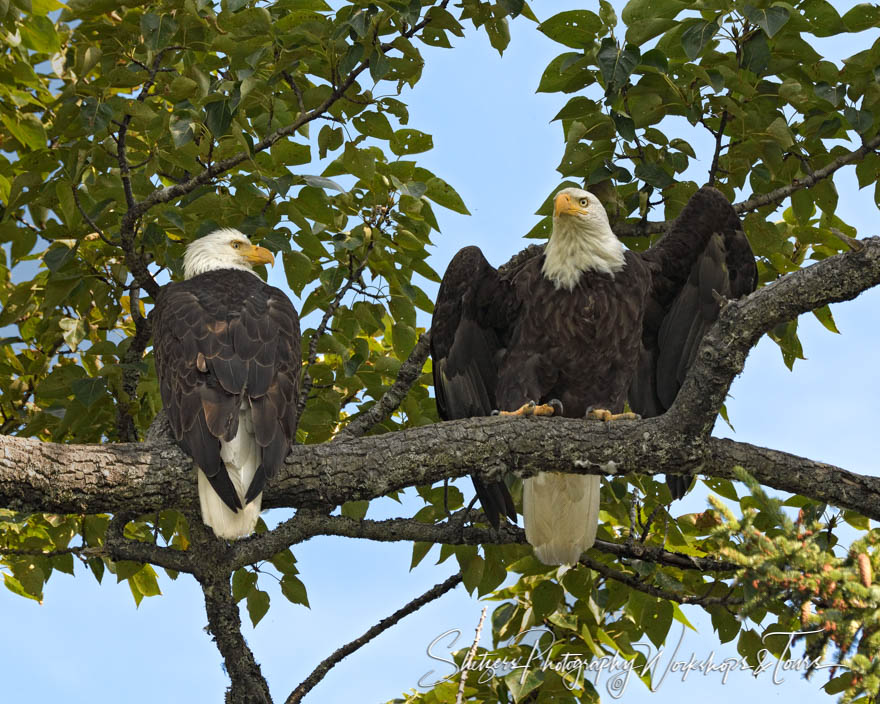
xmin=432 ymin=186 xmax=755 ymax=565
xmin=152 ymin=230 xmax=301 ymax=539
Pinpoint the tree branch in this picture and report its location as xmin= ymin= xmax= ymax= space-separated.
xmin=336 ymin=331 xmax=431 ymax=440
xmin=285 ymin=572 xmax=462 ymax=704
xmin=297 ymin=248 xmax=375 ymax=420
xmin=668 ymin=236 xmax=880 ymax=436
xmin=610 ymin=134 xmax=880 ymax=239
xmin=125 ymin=7 xmax=445 ymax=225
xmin=579 ymin=554 xmax=740 ymax=606
xmin=732 ymin=134 xmax=880 ymax=216
xmin=4 ymin=239 xmax=877 ymax=521
xmin=228 ymin=512 xmax=740 ymax=574
xmin=115 ymin=285 xmax=152 ymax=442
xmin=201 ymin=571 xmax=273 ymax=704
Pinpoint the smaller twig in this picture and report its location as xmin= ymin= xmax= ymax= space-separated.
xmin=639 ymin=504 xmax=663 ymax=543
xmin=11 ymin=214 xmax=40 ymax=234
xmin=579 ymin=554 xmax=740 ymax=606
xmin=0 ymin=546 xmax=101 ymax=559
xmin=282 ymin=69 xmax=306 ymax=115
xmin=103 ymin=511 xmax=195 ymax=575
xmin=297 ymin=248 xmax=375 ymax=420
xmin=336 ymin=331 xmax=431 ymax=441
xmin=707 ymin=108 xmax=729 ymax=186
xmin=71 ymin=186 xmax=118 ymax=246
xmin=285 ymin=573 xmax=462 ymax=704
xmin=456 ymin=606 xmax=487 ymax=704
xmin=830 ymin=227 xmax=864 ymax=252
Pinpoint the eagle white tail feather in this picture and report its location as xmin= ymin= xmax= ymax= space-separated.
xmin=197 ymin=403 xmax=262 ymax=540
xmin=523 ymin=472 xmax=599 ymax=566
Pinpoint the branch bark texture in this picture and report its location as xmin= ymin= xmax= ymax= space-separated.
xmin=3 ymin=239 xmax=878 ymax=522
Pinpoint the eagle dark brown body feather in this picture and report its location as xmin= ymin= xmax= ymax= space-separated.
xmin=497 ymin=249 xmax=651 ymax=418
xmin=152 ymin=269 xmax=300 ymax=513
xmin=432 ymin=186 xmax=756 ymax=532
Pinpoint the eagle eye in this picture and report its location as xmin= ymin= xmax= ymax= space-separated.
xmin=231 ymin=241 xmax=241 ymax=249
xmin=579 ymin=198 xmax=589 ymax=207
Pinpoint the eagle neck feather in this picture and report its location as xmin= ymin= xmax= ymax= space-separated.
xmin=543 ymin=218 xmax=625 ymax=290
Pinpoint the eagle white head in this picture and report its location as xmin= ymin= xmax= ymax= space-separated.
xmin=543 ymin=187 xmax=625 ymax=290
xmin=183 ymin=228 xmax=276 ymax=280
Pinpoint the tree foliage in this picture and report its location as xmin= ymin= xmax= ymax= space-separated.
xmin=0 ymin=0 xmax=879 ymax=702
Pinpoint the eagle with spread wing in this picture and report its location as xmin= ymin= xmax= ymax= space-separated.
xmin=431 ymin=186 xmax=756 ymax=565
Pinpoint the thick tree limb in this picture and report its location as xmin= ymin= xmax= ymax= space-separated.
xmin=3 ymin=412 xmax=880 ymax=523
xmin=202 ymin=571 xmax=273 ymax=704
xmin=2 ymin=236 xmax=879 ymax=543
xmin=668 ymin=236 xmax=880 ymax=436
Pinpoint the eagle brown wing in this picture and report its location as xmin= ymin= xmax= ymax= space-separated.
xmin=152 ymin=269 xmax=301 ymax=510
xmin=629 ymin=186 xmax=757 ymax=499
xmin=431 ymin=246 xmax=521 ymax=527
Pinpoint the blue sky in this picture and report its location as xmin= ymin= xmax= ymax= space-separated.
xmin=2 ymin=1 xmax=879 ymax=702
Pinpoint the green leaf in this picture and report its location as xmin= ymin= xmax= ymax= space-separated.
xmin=20 ymin=15 xmax=60 ymax=53
xmin=844 ymin=107 xmax=873 ymax=135
xmin=390 ymin=129 xmax=433 ymax=156
xmin=341 ymin=500 xmax=369 ymax=520
xmin=410 ymin=541 xmax=434 ymax=570
xmin=205 ymin=99 xmax=234 ymax=137
xmin=484 ymin=16 xmax=511 ymax=55
xmin=283 ymin=250 xmax=313 ymax=297
xmin=812 ymin=304 xmax=839 ymax=334
xmin=272 ymin=140 xmax=311 ymax=166
xmin=232 ymin=568 xmax=258 ymax=602
xmin=531 ymin=580 xmax=563 ymax=619
xmin=680 ymin=20 xmax=718 ymax=60
xmin=131 ymin=565 xmax=161 ymax=598
xmin=505 ymin=668 xmax=543 ymax=702
xmin=841 ymin=3 xmax=880 ymax=31
xmin=743 ymin=4 xmax=790 ymax=38
xmin=140 ymin=13 xmax=179 ymax=51
xmin=0 ymin=114 xmax=47 ymax=151
xmin=59 ymin=317 xmax=87 ymax=351
xmin=814 ymin=82 xmax=845 ymax=106
xmin=280 ymin=575 xmax=310 ymax=607
xmin=302 ymin=175 xmax=346 ymax=192
xmin=710 ymin=605 xmax=740 ymax=643
xmin=71 ymin=377 xmax=106 ymax=407
xmin=169 ymin=116 xmax=194 ymax=148
xmin=460 ymin=554 xmax=484 ymax=594
xmin=352 ymin=111 xmax=393 ymax=140
xmin=597 ymin=38 xmax=639 ymax=93
xmin=246 ymin=588 xmax=271 ymax=626
xmin=369 ymin=50 xmax=391 ymax=82
xmin=3 ymin=572 xmax=40 ymax=601
xmin=813 ymin=178 xmax=838 ymax=215
xmin=622 ymin=0 xmax=686 ymax=44
xmin=635 ymin=162 xmax=673 ymax=188
xmin=599 ymin=0 xmax=617 ymax=28
xmin=424 ymin=177 xmax=469 ymax=214
xmin=538 ymin=10 xmax=602 ymax=48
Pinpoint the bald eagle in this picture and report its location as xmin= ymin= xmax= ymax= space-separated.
xmin=152 ymin=230 xmax=301 ymax=539
xmin=431 ymin=186 xmax=756 ymax=565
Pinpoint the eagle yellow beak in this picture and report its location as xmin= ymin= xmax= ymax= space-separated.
xmin=554 ymin=191 xmax=584 ymax=217
xmin=243 ymin=244 xmax=275 ymax=267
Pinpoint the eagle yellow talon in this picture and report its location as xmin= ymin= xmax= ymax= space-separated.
xmin=499 ymin=401 xmax=538 ymax=416
xmin=587 ymin=408 xmax=641 ymax=422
